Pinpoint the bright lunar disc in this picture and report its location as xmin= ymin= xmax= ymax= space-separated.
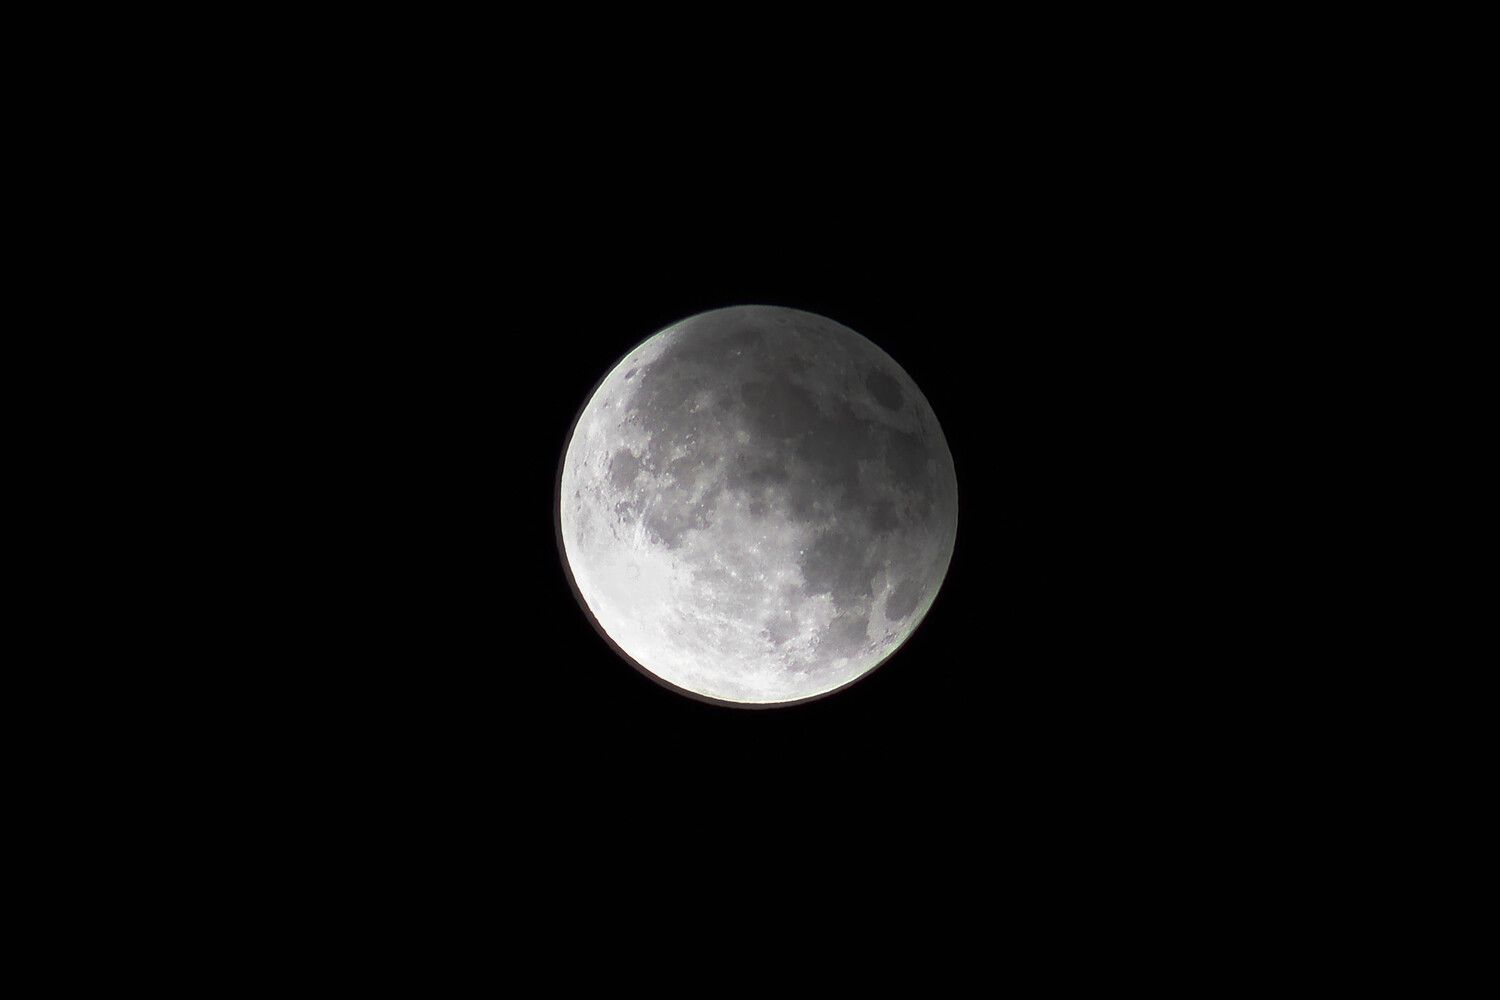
xmin=558 ymin=305 xmax=957 ymax=706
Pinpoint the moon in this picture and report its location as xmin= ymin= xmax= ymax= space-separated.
xmin=558 ymin=305 xmax=957 ymax=706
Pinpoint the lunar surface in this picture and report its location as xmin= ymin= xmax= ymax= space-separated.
xmin=558 ymin=305 xmax=957 ymax=706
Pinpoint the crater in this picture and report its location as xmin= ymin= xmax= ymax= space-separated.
xmin=667 ymin=455 xmax=703 ymax=484
xmin=762 ymin=615 xmax=800 ymax=647
xmin=800 ymin=528 xmax=875 ymax=603
xmin=740 ymin=377 xmax=819 ymax=441
xmin=670 ymin=323 xmax=765 ymax=367
xmin=884 ymin=429 xmax=930 ymax=486
xmin=868 ymin=500 xmax=900 ymax=533
xmin=866 ymin=369 xmax=903 ymax=410
xmin=725 ymin=451 xmax=789 ymax=490
xmin=609 ymin=449 xmax=642 ymax=489
xmin=794 ymin=401 xmax=875 ymax=502
xmin=886 ymin=578 xmax=923 ymax=621
xmin=819 ymin=612 xmax=870 ymax=658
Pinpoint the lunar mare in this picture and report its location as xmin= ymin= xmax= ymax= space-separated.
xmin=559 ymin=305 xmax=957 ymax=705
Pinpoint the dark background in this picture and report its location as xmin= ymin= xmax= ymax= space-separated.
xmin=296 ymin=171 xmax=1248 ymax=853
xmin=199 ymin=53 xmax=1289 ymax=900
xmin=75 ymin=15 xmax=1373 ymax=969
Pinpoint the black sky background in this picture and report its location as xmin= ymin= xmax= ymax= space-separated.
xmin=282 ymin=153 xmax=1260 ymax=853
xmin=49 ymin=15 xmax=1393 ymax=972
xmin=186 ymin=51 xmax=1304 ymax=914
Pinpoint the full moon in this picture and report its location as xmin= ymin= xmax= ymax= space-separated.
xmin=558 ymin=305 xmax=957 ymax=706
